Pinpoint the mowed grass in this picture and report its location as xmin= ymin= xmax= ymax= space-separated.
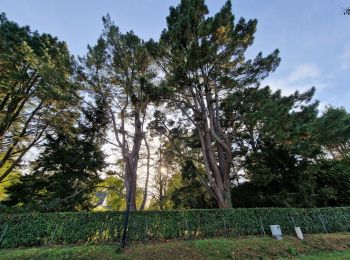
xmin=0 ymin=244 xmax=122 ymax=260
xmin=2 ymin=233 xmax=350 ymax=259
xmin=293 ymin=250 xmax=350 ymax=260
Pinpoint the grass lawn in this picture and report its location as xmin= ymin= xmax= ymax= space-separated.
xmin=2 ymin=233 xmax=350 ymax=259
xmin=293 ymin=250 xmax=350 ymax=259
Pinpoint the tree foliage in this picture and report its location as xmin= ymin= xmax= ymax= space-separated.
xmin=93 ymin=176 xmax=125 ymax=211
xmin=0 ymin=13 xmax=78 ymax=182
xmin=3 ymin=97 xmax=108 ymax=212
xmin=148 ymin=0 xmax=280 ymax=208
xmin=82 ymin=15 xmax=166 ymax=210
xmin=229 ymin=87 xmax=350 ymax=208
xmin=2 ymin=1 xmax=350 ymax=212
xmin=170 ymin=160 xmax=217 ymax=209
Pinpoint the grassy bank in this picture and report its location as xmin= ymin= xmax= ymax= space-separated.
xmin=2 ymin=233 xmax=350 ymax=259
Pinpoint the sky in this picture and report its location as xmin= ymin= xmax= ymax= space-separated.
xmin=2 ymin=0 xmax=350 ymax=111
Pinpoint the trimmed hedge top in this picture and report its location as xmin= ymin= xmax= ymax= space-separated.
xmin=1 ymin=207 xmax=350 ymax=248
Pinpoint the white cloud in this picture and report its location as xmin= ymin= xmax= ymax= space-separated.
xmin=318 ymin=101 xmax=329 ymax=114
xmin=287 ymin=64 xmax=320 ymax=82
xmin=264 ymin=64 xmax=329 ymax=95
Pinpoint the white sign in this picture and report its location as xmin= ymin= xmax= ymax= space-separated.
xmin=295 ymin=227 xmax=304 ymax=240
xmin=270 ymin=225 xmax=283 ymax=240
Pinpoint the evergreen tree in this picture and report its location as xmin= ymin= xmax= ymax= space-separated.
xmin=0 ymin=13 xmax=79 ymax=182
xmin=149 ymin=0 xmax=280 ymax=207
xmin=82 ymin=16 xmax=167 ymax=210
xmin=315 ymin=107 xmax=350 ymax=159
xmin=225 ymin=86 xmax=319 ymax=207
xmin=170 ymin=160 xmax=217 ymax=209
xmin=226 ymin=87 xmax=350 ymax=208
xmin=4 ymin=97 xmax=108 ymax=212
xmin=313 ymin=157 xmax=350 ymax=207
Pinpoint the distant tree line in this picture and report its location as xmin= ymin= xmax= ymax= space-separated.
xmin=1 ymin=0 xmax=350 ymax=212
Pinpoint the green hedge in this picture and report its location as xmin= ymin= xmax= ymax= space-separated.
xmin=1 ymin=207 xmax=350 ymax=248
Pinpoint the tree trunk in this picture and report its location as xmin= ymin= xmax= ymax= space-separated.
xmin=111 ymin=105 xmax=144 ymax=211
xmin=189 ymin=85 xmax=233 ymax=209
xmin=140 ymin=136 xmax=150 ymax=210
xmin=129 ymin=179 xmax=137 ymax=211
xmin=124 ymin=164 xmax=137 ymax=211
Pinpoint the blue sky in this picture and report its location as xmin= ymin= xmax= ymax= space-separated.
xmin=2 ymin=0 xmax=350 ymax=111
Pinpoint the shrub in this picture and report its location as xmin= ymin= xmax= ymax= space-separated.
xmin=1 ymin=207 xmax=350 ymax=248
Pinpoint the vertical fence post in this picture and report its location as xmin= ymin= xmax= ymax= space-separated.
xmin=259 ymin=217 xmax=266 ymax=236
xmin=50 ymin=224 xmax=58 ymax=245
xmin=291 ymin=217 xmax=297 ymax=230
xmin=343 ymin=213 xmax=350 ymax=231
xmin=99 ymin=222 xmax=105 ymax=241
xmin=197 ymin=215 xmax=200 ymax=238
xmin=0 ymin=224 xmax=8 ymax=245
xmin=318 ymin=215 xmax=328 ymax=233
xmin=185 ymin=217 xmax=189 ymax=239
xmin=145 ymin=218 xmax=148 ymax=242
xmin=223 ymin=218 xmax=228 ymax=237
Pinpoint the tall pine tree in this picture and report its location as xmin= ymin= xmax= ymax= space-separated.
xmin=149 ymin=0 xmax=280 ymax=207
